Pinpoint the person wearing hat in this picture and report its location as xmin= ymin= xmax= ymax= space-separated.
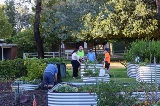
xmin=103 ymin=48 xmax=111 ymax=77
xmin=87 ymin=48 xmax=96 ymax=62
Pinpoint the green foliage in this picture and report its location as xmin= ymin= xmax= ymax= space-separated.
xmin=83 ymin=61 xmax=100 ymax=77
xmin=4 ymin=0 xmax=17 ymax=35
xmin=24 ymin=58 xmax=46 ymax=81
xmin=43 ymin=57 xmax=65 ymax=63
xmin=24 ymin=57 xmax=67 ymax=81
xmin=81 ymin=0 xmax=158 ymax=40
xmin=6 ymin=28 xmax=37 ymax=58
xmin=124 ymin=40 xmax=160 ymax=63
xmin=96 ymin=81 xmax=137 ymax=106
xmin=0 ymin=58 xmax=26 ymax=79
xmin=96 ymin=54 xmax=104 ymax=63
xmin=43 ymin=0 xmax=106 ymax=42
xmin=0 ymin=7 xmax=13 ymax=38
xmin=0 ymin=57 xmax=66 ymax=81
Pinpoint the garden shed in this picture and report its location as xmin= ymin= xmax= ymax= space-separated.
xmin=0 ymin=43 xmax=18 ymax=60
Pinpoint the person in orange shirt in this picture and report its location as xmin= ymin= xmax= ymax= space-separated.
xmin=104 ymin=48 xmax=111 ymax=77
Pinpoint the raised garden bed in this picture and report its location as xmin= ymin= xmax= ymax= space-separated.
xmin=47 ymin=82 xmax=160 ymax=106
xmin=11 ymin=80 xmax=39 ymax=91
xmin=126 ymin=63 xmax=138 ymax=78
xmin=47 ymin=82 xmax=97 ymax=106
xmin=136 ymin=65 xmax=160 ymax=83
xmin=80 ymin=64 xmax=110 ymax=82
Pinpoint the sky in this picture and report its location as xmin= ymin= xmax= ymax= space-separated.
xmin=0 ymin=0 xmax=5 ymax=4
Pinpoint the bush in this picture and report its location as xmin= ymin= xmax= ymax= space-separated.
xmin=124 ymin=39 xmax=160 ymax=63
xmin=0 ymin=58 xmax=26 ymax=79
xmin=0 ymin=57 xmax=66 ymax=81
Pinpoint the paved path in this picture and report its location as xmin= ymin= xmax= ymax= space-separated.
xmin=66 ymin=62 xmax=125 ymax=68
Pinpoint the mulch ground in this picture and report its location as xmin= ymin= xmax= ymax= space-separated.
xmin=0 ymin=81 xmax=47 ymax=106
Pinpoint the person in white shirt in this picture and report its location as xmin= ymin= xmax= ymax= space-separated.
xmin=71 ymin=49 xmax=81 ymax=79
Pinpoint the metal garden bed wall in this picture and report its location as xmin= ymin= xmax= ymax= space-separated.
xmin=11 ymin=81 xmax=39 ymax=91
xmin=126 ymin=63 xmax=138 ymax=78
xmin=47 ymin=82 xmax=97 ymax=106
xmin=47 ymin=82 xmax=160 ymax=106
xmin=80 ymin=64 xmax=110 ymax=82
xmin=11 ymin=84 xmax=39 ymax=91
xmin=136 ymin=64 xmax=160 ymax=83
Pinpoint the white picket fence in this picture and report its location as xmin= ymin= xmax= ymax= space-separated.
xmin=23 ymin=52 xmax=72 ymax=60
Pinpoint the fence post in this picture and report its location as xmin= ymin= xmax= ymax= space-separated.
xmin=67 ymin=52 xmax=69 ymax=60
xmin=23 ymin=53 xmax=26 ymax=59
xmin=53 ymin=52 xmax=55 ymax=58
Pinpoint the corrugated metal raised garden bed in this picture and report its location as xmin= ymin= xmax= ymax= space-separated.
xmin=47 ymin=82 xmax=160 ymax=106
xmin=80 ymin=64 xmax=110 ymax=82
xmin=11 ymin=80 xmax=39 ymax=91
xmin=136 ymin=65 xmax=160 ymax=83
xmin=47 ymin=82 xmax=97 ymax=106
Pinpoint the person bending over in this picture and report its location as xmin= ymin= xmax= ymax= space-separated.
xmin=43 ymin=63 xmax=58 ymax=88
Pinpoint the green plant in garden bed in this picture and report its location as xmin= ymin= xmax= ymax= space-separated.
xmin=83 ymin=69 xmax=99 ymax=77
xmin=52 ymin=81 xmax=160 ymax=105
xmin=54 ymin=83 xmax=97 ymax=92
xmin=83 ymin=61 xmax=101 ymax=77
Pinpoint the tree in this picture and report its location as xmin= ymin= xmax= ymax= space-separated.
xmin=81 ymin=0 xmax=158 ymax=41
xmin=0 ymin=7 xmax=13 ymax=38
xmin=43 ymin=0 xmax=106 ymax=45
xmin=9 ymin=28 xmax=37 ymax=58
xmin=15 ymin=1 xmax=33 ymax=32
xmin=4 ymin=0 xmax=16 ymax=36
xmin=34 ymin=0 xmax=44 ymax=58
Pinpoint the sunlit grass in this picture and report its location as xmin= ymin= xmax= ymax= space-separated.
xmin=62 ymin=67 xmax=136 ymax=83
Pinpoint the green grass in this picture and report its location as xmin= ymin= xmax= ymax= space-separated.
xmin=110 ymin=68 xmax=136 ymax=83
xmin=62 ymin=67 xmax=136 ymax=83
xmin=62 ymin=68 xmax=82 ymax=82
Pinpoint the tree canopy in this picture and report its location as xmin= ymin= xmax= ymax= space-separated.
xmin=0 ymin=6 xmax=13 ymax=38
xmin=81 ymin=0 xmax=158 ymax=41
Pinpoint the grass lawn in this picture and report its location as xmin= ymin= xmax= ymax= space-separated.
xmin=62 ymin=67 xmax=136 ymax=83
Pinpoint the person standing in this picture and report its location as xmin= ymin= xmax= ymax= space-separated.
xmin=43 ymin=63 xmax=58 ymax=88
xmin=71 ymin=49 xmax=81 ymax=79
xmin=87 ymin=48 xmax=96 ymax=62
xmin=104 ymin=48 xmax=111 ymax=77
xmin=77 ymin=46 xmax=85 ymax=61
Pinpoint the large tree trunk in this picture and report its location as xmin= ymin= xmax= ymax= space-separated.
xmin=34 ymin=0 xmax=44 ymax=58
xmin=157 ymin=0 xmax=160 ymax=26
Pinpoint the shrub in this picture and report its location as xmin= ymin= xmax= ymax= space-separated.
xmin=124 ymin=39 xmax=160 ymax=63
xmin=0 ymin=58 xmax=26 ymax=80
xmin=0 ymin=57 xmax=66 ymax=81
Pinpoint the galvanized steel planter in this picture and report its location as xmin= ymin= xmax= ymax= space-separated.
xmin=82 ymin=76 xmax=110 ymax=82
xmin=11 ymin=84 xmax=39 ymax=91
xmin=126 ymin=63 xmax=138 ymax=78
xmin=80 ymin=64 xmax=110 ymax=82
xmin=121 ymin=91 xmax=160 ymax=101
xmin=47 ymin=82 xmax=97 ymax=106
xmin=11 ymin=81 xmax=39 ymax=91
xmin=136 ymin=65 xmax=160 ymax=83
